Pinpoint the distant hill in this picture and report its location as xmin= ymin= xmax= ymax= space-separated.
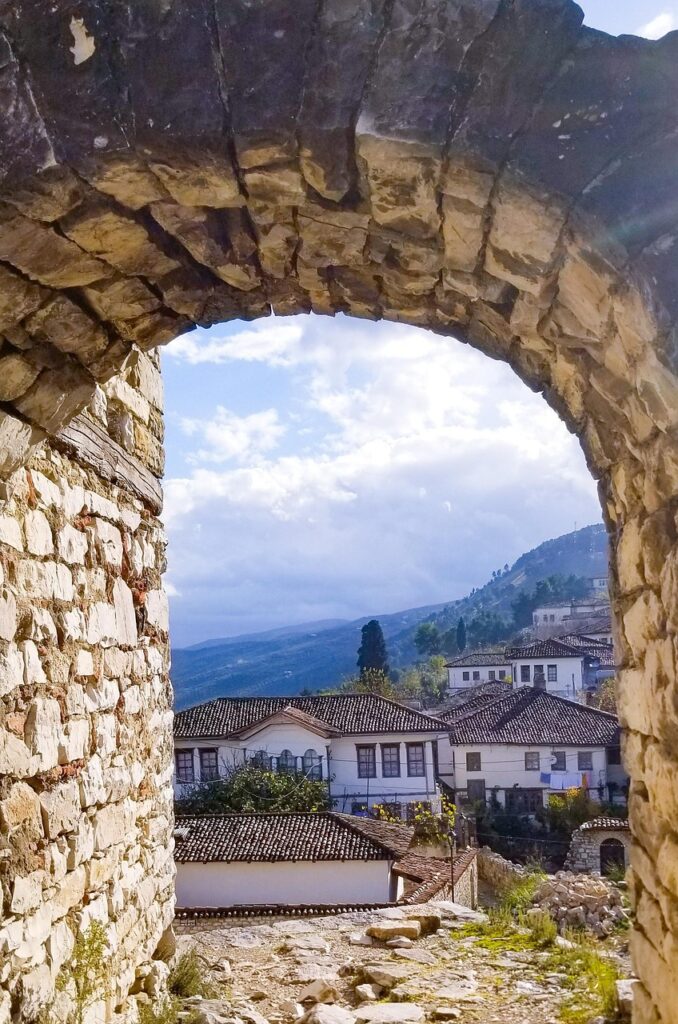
xmin=171 ymin=523 xmax=608 ymax=710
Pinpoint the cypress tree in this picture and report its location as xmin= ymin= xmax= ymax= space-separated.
xmin=357 ymin=619 xmax=389 ymax=676
xmin=456 ymin=616 xmax=467 ymax=653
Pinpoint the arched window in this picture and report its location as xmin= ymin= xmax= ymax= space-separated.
xmin=278 ymin=749 xmax=296 ymax=774
xmin=600 ymin=837 xmax=626 ymax=876
xmin=303 ymin=748 xmax=322 ymax=780
xmin=252 ymin=749 xmax=269 ymax=769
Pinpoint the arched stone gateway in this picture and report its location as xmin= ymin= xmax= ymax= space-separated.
xmin=0 ymin=1 xmax=676 ymax=1020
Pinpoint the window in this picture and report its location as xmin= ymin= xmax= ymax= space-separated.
xmin=520 ymin=665 xmax=530 ymax=683
xmin=505 ymin=788 xmax=544 ymax=813
xmin=278 ymin=749 xmax=296 ymax=774
xmin=406 ymin=743 xmax=425 ymax=777
xmin=551 ymin=751 xmax=566 ymax=771
xmin=380 ymin=802 xmax=402 ymax=820
xmin=466 ymin=779 xmax=486 ymax=804
xmin=252 ymin=749 xmax=270 ymax=769
xmin=357 ymin=745 xmax=376 ymax=778
xmin=489 ymin=670 xmax=496 ymax=681
xmin=381 ymin=744 xmax=401 ymax=778
xmin=303 ymin=748 xmax=322 ymax=779
xmin=578 ymin=751 xmax=593 ymax=771
xmin=549 ymin=614 xmax=555 ymax=623
xmin=199 ymin=749 xmax=219 ymax=781
xmin=466 ymin=751 xmax=482 ymax=772
xmin=543 ymin=614 xmax=548 ymax=622
xmin=352 ymin=801 xmax=368 ymax=816
xmin=175 ymin=749 xmax=194 ymax=784
xmin=498 ymin=670 xmax=506 ymax=680
xmin=547 ymin=665 xmax=558 ymax=682
xmin=462 ymin=671 xmax=470 ymax=681
xmin=607 ymin=746 xmax=621 ymax=766
xmin=525 ymin=752 xmax=540 ymax=771
xmin=472 ymin=670 xmax=480 ymax=681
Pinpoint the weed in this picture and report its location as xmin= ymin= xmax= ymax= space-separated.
xmin=544 ymin=937 xmax=619 ymax=1024
xmin=524 ymin=910 xmax=558 ymax=947
xmin=603 ymin=863 xmax=627 ymax=884
xmin=168 ymin=949 xmax=215 ymax=999
xmin=500 ymin=870 xmax=546 ymax=915
xmin=138 ymin=997 xmax=181 ymax=1024
xmin=56 ymin=921 xmax=111 ymax=1024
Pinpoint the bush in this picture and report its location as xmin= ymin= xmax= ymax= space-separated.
xmin=138 ymin=998 xmax=181 ymax=1024
xmin=168 ymin=950 xmax=213 ymax=999
xmin=175 ymin=763 xmax=331 ymax=815
xmin=525 ymin=909 xmax=557 ymax=946
xmin=56 ymin=921 xmax=110 ymax=1024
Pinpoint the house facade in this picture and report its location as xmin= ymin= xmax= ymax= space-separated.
xmin=505 ymin=636 xmax=615 ymax=702
xmin=174 ymin=812 xmax=413 ymax=907
xmin=437 ymin=687 xmax=626 ymax=810
xmin=445 ymin=650 xmax=511 ymax=692
xmin=173 ymin=694 xmax=449 ymax=818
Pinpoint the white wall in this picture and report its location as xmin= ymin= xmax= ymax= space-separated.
xmin=438 ymin=741 xmax=610 ymax=805
xmin=328 ymin=733 xmax=442 ymax=815
xmin=175 ymin=727 xmax=446 ymax=817
xmin=447 ymin=663 xmax=510 ymax=692
xmin=511 ymin=657 xmax=583 ymax=699
xmin=175 ymin=859 xmax=392 ymax=907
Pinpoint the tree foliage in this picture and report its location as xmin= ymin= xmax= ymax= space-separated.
xmin=466 ymin=610 xmax=508 ymax=648
xmin=511 ymin=574 xmax=589 ymax=628
xmin=175 ymin=763 xmax=331 ymax=815
xmin=589 ymin=677 xmax=617 ymax=714
xmin=456 ymin=617 xmax=467 ymax=653
xmin=414 ymin=621 xmax=442 ymax=656
xmin=343 ymin=666 xmax=395 ymax=697
xmin=357 ymin=619 xmax=389 ymax=676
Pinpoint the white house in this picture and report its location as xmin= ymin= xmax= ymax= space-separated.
xmin=505 ymin=636 xmax=615 ymax=701
xmin=445 ymin=650 xmax=511 ymax=693
xmin=532 ymin=595 xmax=610 ymax=639
xmin=174 ymin=811 xmax=413 ymax=907
xmin=437 ymin=686 xmax=626 ymax=811
xmin=173 ymin=694 xmax=449 ymax=819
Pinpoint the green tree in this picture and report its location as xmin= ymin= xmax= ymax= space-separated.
xmin=511 ymin=574 xmax=590 ymax=628
xmin=343 ymin=666 xmax=395 ymax=697
xmin=175 ymin=763 xmax=331 ymax=815
xmin=357 ymin=619 xmax=389 ymax=676
xmin=467 ymin=610 xmax=508 ymax=647
xmin=456 ymin=617 xmax=467 ymax=653
xmin=414 ymin=621 xmax=441 ymax=656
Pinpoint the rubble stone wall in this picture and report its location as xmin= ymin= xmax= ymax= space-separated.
xmin=567 ymin=828 xmax=632 ymax=873
xmin=0 ymin=3 xmax=676 ymax=1022
xmin=0 ymin=350 xmax=173 ymax=1023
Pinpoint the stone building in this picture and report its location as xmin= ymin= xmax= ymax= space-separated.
xmin=567 ymin=817 xmax=632 ymax=876
xmin=0 ymin=2 xmax=676 ymax=1022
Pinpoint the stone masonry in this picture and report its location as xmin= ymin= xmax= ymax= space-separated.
xmin=0 ymin=350 xmax=172 ymax=1023
xmin=0 ymin=2 xmax=675 ymax=1022
xmin=566 ymin=819 xmax=632 ymax=874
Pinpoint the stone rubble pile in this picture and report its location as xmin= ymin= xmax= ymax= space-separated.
xmin=531 ymin=871 xmax=629 ymax=937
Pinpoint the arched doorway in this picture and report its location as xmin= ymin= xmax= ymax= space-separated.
xmin=600 ymin=837 xmax=626 ymax=876
xmin=0 ymin=3 xmax=676 ymax=1021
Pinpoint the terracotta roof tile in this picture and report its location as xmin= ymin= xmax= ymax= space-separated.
xmin=173 ymin=811 xmax=412 ymax=863
xmin=444 ymin=650 xmax=509 ymax=668
xmin=449 ymin=687 xmax=620 ymax=746
xmin=174 ymin=693 xmax=448 ymax=739
xmin=579 ymin=817 xmax=630 ymax=831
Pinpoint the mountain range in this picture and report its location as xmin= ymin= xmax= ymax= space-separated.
xmin=171 ymin=523 xmax=608 ymax=710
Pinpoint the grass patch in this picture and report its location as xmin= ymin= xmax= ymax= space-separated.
xmin=523 ymin=909 xmax=558 ymax=947
xmin=500 ymin=871 xmax=546 ymax=915
xmin=544 ymin=939 xmax=619 ymax=1023
xmin=138 ymin=998 xmax=182 ymax=1024
xmin=168 ymin=950 xmax=216 ymax=999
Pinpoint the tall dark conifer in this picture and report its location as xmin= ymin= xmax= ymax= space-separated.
xmin=357 ymin=619 xmax=389 ymax=676
xmin=456 ymin=617 xmax=467 ymax=653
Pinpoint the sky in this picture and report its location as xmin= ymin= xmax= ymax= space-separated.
xmin=161 ymin=1 xmax=677 ymax=649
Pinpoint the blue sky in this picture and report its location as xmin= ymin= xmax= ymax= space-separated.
xmin=162 ymin=2 xmax=676 ymax=648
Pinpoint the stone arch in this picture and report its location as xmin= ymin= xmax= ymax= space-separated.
xmin=0 ymin=2 xmax=676 ymax=1021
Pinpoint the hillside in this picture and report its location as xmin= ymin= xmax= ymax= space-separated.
xmin=171 ymin=523 xmax=608 ymax=709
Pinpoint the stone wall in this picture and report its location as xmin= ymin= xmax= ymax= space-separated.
xmin=476 ymin=847 xmax=525 ymax=893
xmin=0 ymin=349 xmax=173 ymax=1023
xmin=567 ymin=826 xmax=632 ymax=874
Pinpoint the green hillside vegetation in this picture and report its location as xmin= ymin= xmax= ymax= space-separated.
xmin=171 ymin=523 xmax=608 ymax=709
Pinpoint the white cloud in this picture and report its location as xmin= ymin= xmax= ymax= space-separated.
xmin=638 ymin=12 xmax=675 ymax=37
xmin=180 ymin=406 xmax=285 ymax=465
xmin=167 ymin=320 xmax=305 ymax=366
xmin=163 ymin=316 xmax=602 ymax=645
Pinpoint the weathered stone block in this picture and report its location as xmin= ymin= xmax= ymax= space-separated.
xmin=40 ymin=779 xmax=81 ymax=839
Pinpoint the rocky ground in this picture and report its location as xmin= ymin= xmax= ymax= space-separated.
xmin=167 ymin=900 xmax=633 ymax=1024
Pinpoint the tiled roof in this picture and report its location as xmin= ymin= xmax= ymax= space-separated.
xmin=438 ymin=683 xmax=513 ymax=722
xmin=579 ymin=817 xmax=629 ymax=832
xmin=174 ymin=693 xmax=448 ymax=739
xmin=332 ymin=814 xmax=414 ymax=858
xmin=505 ymin=638 xmax=586 ymax=659
xmin=555 ymin=634 xmax=616 ymax=667
xmin=448 ymin=687 xmax=620 ymax=746
xmin=173 ymin=812 xmax=411 ymax=863
xmin=445 ymin=650 xmax=509 ymax=668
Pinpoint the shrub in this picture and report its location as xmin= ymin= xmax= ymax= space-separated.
xmin=525 ymin=909 xmax=557 ymax=946
xmin=168 ymin=950 xmax=214 ymax=999
xmin=56 ymin=921 xmax=110 ymax=1024
xmin=138 ymin=997 xmax=181 ymax=1024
